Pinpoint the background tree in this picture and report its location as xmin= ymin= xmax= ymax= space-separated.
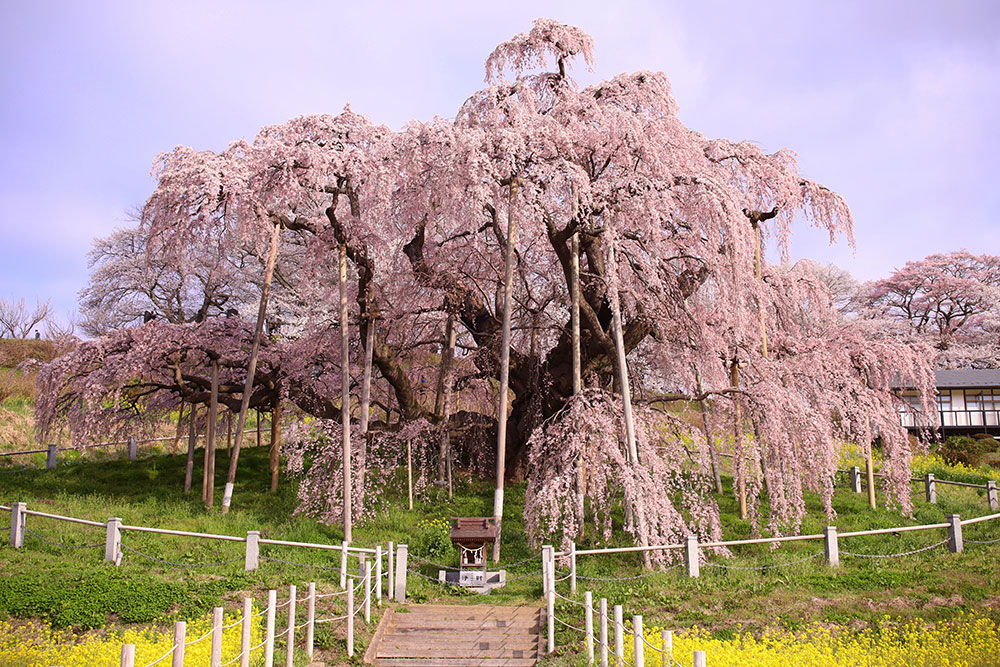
xmin=0 ymin=297 xmax=52 ymax=339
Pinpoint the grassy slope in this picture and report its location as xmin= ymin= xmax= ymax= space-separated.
xmin=1 ymin=443 xmax=999 ymax=663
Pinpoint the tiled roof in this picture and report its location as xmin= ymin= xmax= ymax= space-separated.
xmin=935 ymin=368 xmax=1000 ymax=388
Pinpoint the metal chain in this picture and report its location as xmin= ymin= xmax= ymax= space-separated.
xmin=575 ymin=564 xmax=683 ymax=581
xmin=965 ymin=536 xmax=1000 ymax=545
xmin=505 ymin=568 xmax=543 ymax=582
xmin=25 ymin=527 xmax=103 ymax=549
xmin=121 ymin=544 xmax=242 ymax=568
xmin=259 ymin=555 xmax=344 ymax=571
xmin=841 ymin=538 xmax=948 ymax=558
xmin=0 ymin=465 xmax=30 ymax=474
xmin=407 ymin=553 xmax=460 ymax=571
xmin=702 ymin=552 xmax=823 ymax=571
xmin=407 ymin=566 xmax=447 ymax=583
xmin=503 ymin=553 xmax=542 ymax=568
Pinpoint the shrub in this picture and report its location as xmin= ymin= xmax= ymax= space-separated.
xmin=939 ymin=435 xmax=997 ymax=467
xmin=414 ymin=517 xmax=453 ymax=562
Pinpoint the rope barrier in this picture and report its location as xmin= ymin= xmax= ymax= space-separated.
xmin=184 ymin=627 xmax=215 ymax=646
xmin=121 ymin=544 xmax=243 ymax=568
xmin=259 ymin=555 xmax=344 ymax=571
xmin=965 ymin=536 xmax=1000 ymax=545
xmin=139 ymin=645 xmax=175 ymax=667
xmin=842 ymin=538 xmax=948 ymax=558
xmin=24 ymin=527 xmax=103 ymax=550
xmin=553 ymin=590 xmax=586 ymax=607
xmin=553 ymin=615 xmax=588 ymax=634
xmin=314 ymin=614 xmax=348 ymax=624
xmin=219 ymin=651 xmax=245 ymax=667
xmin=574 ymin=564 xmax=683 ymax=581
xmin=314 ymin=589 xmax=350 ymax=599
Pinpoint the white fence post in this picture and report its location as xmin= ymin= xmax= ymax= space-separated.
xmin=849 ymin=466 xmax=862 ymax=493
xmin=988 ymin=481 xmax=999 ymax=511
xmin=541 ymin=545 xmax=551 ymax=597
xmin=172 ymin=620 xmax=186 ymax=667
xmin=685 ymin=535 xmax=700 ymax=578
xmin=661 ymin=630 xmax=672 ymax=667
xmin=925 ymin=473 xmax=937 ymax=504
xmin=9 ymin=502 xmax=25 ymax=548
xmin=947 ymin=514 xmax=963 ymax=553
xmin=387 ymin=541 xmax=395 ymax=600
xmin=340 ymin=541 xmax=349 ymax=589
xmin=265 ymin=589 xmax=276 ymax=667
xmin=546 ymin=589 xmax=555 ymax=653
xmin=570 ymin=541 xmax=577 ymax=594
xmin=211 ymin=606 xmax=223 ymax=667
xmin=394 ymin=544 xmax=408 ymax=603
xmin=824 ymin=526 xmax=840 ymax=568
xmin=584 ymin=590 xmax=594 ymax=663
xmin=128 ymin=436 xmax=138 ymax=461
xmin=633 ymin=615 xmax=644 ymax=667
xmin=245 ymin=530 xmax=260 ymax=571
xmin=285 ymin=584 xmax=296 ymax=667
xmin=47 ymin=443 xmax=57 ymax=469
xmin=693 ymin=649 xmax=707 ymax=667
xmin=613 ymin=605 xmax=623 ymax=667
xmin=363 ymin=559 xmax=372 ymax=624
xmin=305 ymin=582 xmax=316 ymax=659
xmin=599 ymin=598 xmax=608 ymax=667
xmin=120 ymin=643 xmax=135 ymax=667
xmin=241 ymin=597 xmax=252 ymax=667
xmin=375 ymin=545 xmax=383 ymax=605
xmin=105 ymin=517 xmax=122 ymax=565
xmin=347 ymin=579 xmax=355 ymax=657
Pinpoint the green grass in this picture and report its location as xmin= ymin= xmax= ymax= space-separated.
xmin=1 ymin=443 xmax=999 ymax=664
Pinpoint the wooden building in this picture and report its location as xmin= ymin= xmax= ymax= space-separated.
xmin=900 ymin=369 xmax=1000 ymax=437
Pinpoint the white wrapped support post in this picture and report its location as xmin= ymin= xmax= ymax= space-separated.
xmin=363 ymin=560 xmax=372 ymax=624
xmin=849 ymin=466 xmax=862 ymax=493
xmin=824 ymin=526 xmax=840 ymax=568
xmin=693 ymin=649 xmax=707 ymax=667
xmin=394 ymin=544 xmax=408 ymax=603
xmin=285 ymin=584 xmax=296 ymax=667
xmin=305 ymin=583 xmax=315 ymax=659
xmin=120 ymin=643 xmax=135 ymax=667
xmin=128 ymin=436 xmax=138 ymax=461
xmin=925 ymin=473 xmax=937 ymax=504
xmin=660 ymin=630 xmax=673 ymax=667
xmin=584 ymin=590 xmax=594 ymax=663
xmin=375 ymin=545 xmax=383 ymax=605
xmin=241 ymin=597 xmax=252 ymax=667
xmin=685 ymin=534 xmax=700 ymax=578
xmin=988 ymin=481 xmax=999 ymax=511
xmin=265 ymin=589 xmax=276 ymax=667
xmin=9 ymin=502 xmax=25 ymax=548
xmin=172 ymin=620 xmax=186 ymax=667
xmin=613 ymin=605 xmax=624 ymax=667
xmin=947 ymin=514 xmax=963 ymax=553
xmin=599 ymin=598 xmax=608 ymax=667
xmin=211 ymin=606 xmax=223 ymax=667
xmin=340 ymin=541 xmax=349 ymax=589
xmin=105 ymin=517 xmax=122 ymax=565
xmin=388 ymin=541 xmax=395 ymax=600
xmin=347 ymin=579 xmax=355 ymax=657
xmin=47 ymin=443 xmax=57 ymax=469
xmin=570 ymin=541 xmax=577 ymax=594
xmin=245 ymin=530 xmax=260 ymax=571
xmin=633 ymin=615 xmax=644 ymax=667
xmin=546 ymin=590 xmax=555 ymax=654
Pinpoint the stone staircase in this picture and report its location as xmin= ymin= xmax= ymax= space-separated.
xmin=365 ymin=604 xmax=544 ymax=667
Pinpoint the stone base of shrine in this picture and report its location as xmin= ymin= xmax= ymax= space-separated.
xmin=438 ymin=569 xmax=507 ymax=593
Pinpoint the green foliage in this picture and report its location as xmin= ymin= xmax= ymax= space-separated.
xmin=414 ymin=517 xmax=453 ymax=561
xmin=939 ymin=435 xmax=998 ymax=468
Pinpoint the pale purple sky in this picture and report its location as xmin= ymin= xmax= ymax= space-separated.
xmin=1 ymin=0 xmax=998 ymax=322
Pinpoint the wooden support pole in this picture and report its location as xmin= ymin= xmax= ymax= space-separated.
xmin=388 ymin=541 xmax=395 ymax=600
xmin=339 ymin=541 xmax=349 ymax=589
xmin=347 ymin=580 xmax=355 ymax=657
xmin=205 ymin=360 xmax=219 ymax=508
xmin=375 ymin=545 xmax=383 ymax=605
xmin=633 ymin=615 xmax=644 ymax=667
xmin=584 ymin=590 xmax=594 ymax=663
xmin=285 ymin=585 xmax=296 ymax=667
xmin=306 ymin=583 xmax=316 ymax=659
xmin=599 ymin=598 xmax=608 ymax=667
xmin=184 ymin=403 xmax=197 ymax=493
xmin=865 ymin=449 xmax=877 ymax=509
xmin=210 ymin=606 xmax=223 ymax=667
xmin=546 ymin=589 xmax=555 ymax=654
xmin=120 ymin=644 xmax=135 ymax=667
xmin=270 ymin=399 xmax=282 ymax=493
xmin=338 ymin=243 xmax=352 ymax=540
xmin=406 ymin=439 xmax=414 ymax=510
xmin=613 ymin=605 xmax=624 ymax=667
xmin=172 ymin=621 xmax=186 ymax=667
xmin=265 ymin=589 xmax=276 ymax=667
xmin=241 ymin=598 xmax=252 ymax=667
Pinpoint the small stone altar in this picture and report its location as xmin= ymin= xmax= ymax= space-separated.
xmin=438 ymin=517 xmax=506 ymax=593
